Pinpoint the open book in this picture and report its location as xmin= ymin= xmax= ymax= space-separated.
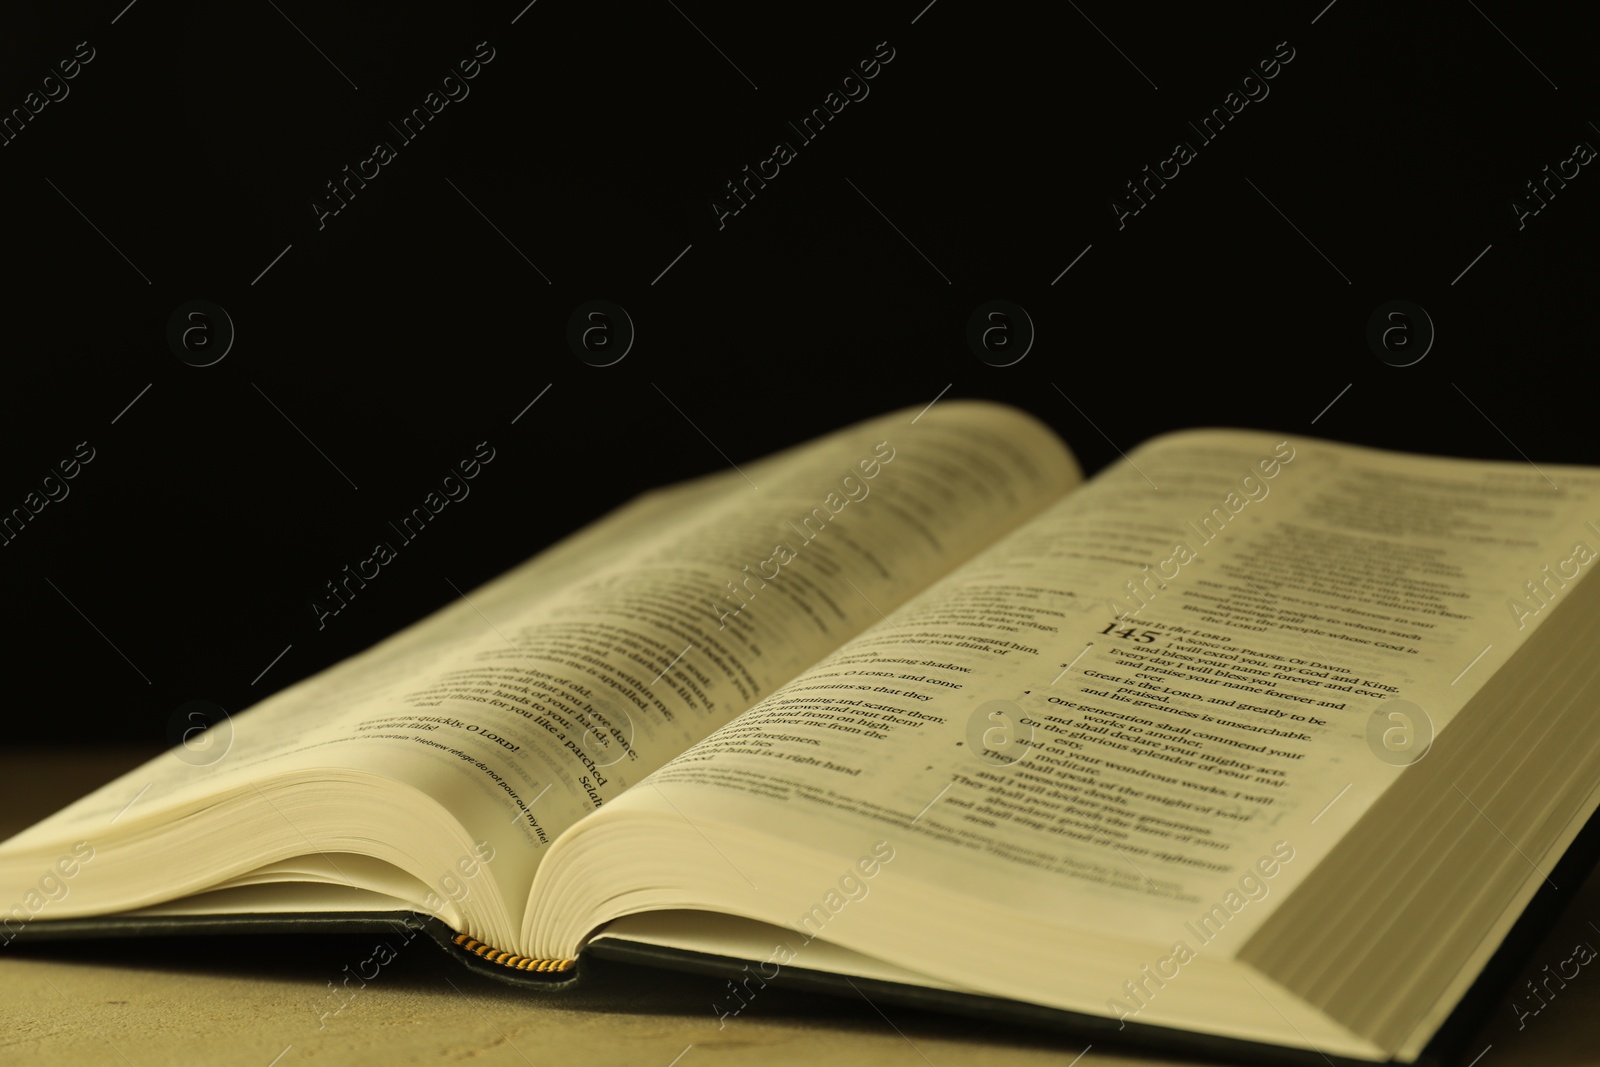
xmin=6 ymin=401 xmax=1600 ymax=1064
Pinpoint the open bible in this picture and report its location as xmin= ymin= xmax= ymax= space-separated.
xmin=6 ymin=401 xmax=1600 ymax=1065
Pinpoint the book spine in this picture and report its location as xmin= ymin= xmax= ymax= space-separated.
xmin=451 ymin=933 xmax=576 ymax=973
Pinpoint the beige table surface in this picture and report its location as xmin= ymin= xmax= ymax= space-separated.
xmin=2 ymin=747 xmax=1596 ymax=1067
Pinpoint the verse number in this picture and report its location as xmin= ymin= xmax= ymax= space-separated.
xmin=1098 ymin=622 xmax=1158 ymax=643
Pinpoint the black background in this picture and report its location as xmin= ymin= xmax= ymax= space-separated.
xmin=0 ymin=1 xmax=1594 ymax=746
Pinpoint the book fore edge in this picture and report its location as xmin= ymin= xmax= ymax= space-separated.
xmin=450 ymin=933 xmax=576 ymax=972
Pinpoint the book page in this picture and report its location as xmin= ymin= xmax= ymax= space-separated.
xmin=575 ymin=430 xmax=1600 ymax=981
xmin=1 ymin=402 xmax=1080 ymax=938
